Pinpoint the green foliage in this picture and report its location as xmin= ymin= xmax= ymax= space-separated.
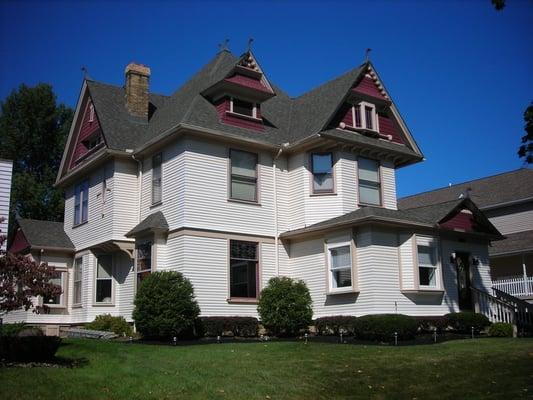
xmin=314 ymin=316 xmax=357 ymax=335
xmin=257 ymin=276 xmax=313 ymax=336
xmin=491 ymin=0 xmax=506 ymax=10
xmin=489 ymin=322 xmax=514 ymax=337
xmin=86 ymin=314 xmax=132 ymax=337
xmin=354 ymin=314 xmax=418 ymax=341
xmin=132 ymin=271 xmax=200 ymax=339
xmin=445 ymin=312 xmax=491 ymax=333
xmin=518 ymin=102 xmax=533 ymax=164
xmin=199 ymin=317 xmax=259 ymax=337
xmin=0 ymin=322 xmax=27 ymax=337
xmin=417 ymin=316 xmax=449 ymax=333
xmin=0 ymin=83 xmax=73 ymax=224
xmin=0 ymin=335 xmax=61 ymax=362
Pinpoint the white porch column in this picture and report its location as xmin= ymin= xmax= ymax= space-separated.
xmin=522 ymin=254 xmax=528 ymax=296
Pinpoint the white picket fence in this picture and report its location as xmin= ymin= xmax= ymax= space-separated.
xmin=492 ymin=276 xmax=533 ymax=298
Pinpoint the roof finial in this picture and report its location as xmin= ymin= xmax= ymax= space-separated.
xmin=365 ymin=48 xmax=372 ymax=63
xmin=247 ymin=37 xmax=254 ymax=52
xmin=81 ymin=66 xmax=90 ymax=80
xmin=218 ymin=39 xmax=230 ymax=52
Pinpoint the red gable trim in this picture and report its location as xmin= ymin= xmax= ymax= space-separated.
xmin=352 ymin=76 xmax=385 ymax=100
xmin=9 ymin=228 xmax=30 ymax=254
xmin=224 ymin=74 xmax=273 ymax=94
xmin=378 ymin=114 xmax=404 ymax=145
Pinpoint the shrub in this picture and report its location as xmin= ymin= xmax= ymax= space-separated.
xmin=133 ymin=271 xmax=200 ymax=339
xmin=417 ymin=316 xmax=449 ymax=333
xmin=258 ymin=277 xmax=313 ymax=336
xmin=314 ymin=316 xmax=357 ymax=335
xmin=199 ymin=317 xmax=259 ymax=337
xmin=488 ymin=322 xmax=514 ymax=337
xmin=354 ymin=314 xmax=418 ymax=341
xmin=445 ymin=312 xmax=491 ymax=333
xmin=86 ymin=314 xmax=133 ymax=337
xmin=0 ymin=336 xmax=61 ymax=362
xmin=0 ymin=322 xmax=27 ymax=337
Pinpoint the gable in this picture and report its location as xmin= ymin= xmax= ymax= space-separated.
xmin=352 ymin=75 xmax=388 ymax=100
xmin=438 ymin=203 xmax=501 ymax=237
xmin=9 ymin=228 xmax=30 ymax=254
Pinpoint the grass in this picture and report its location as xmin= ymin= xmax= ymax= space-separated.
xmin=1 ymin=338 xmax=532 ymax=400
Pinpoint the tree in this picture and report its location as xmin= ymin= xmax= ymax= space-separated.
xmin=491 ymin=0 xmax=505 ymax=10
xmin=518 ymin=103 xmax=533 ymax=164
xmin=0 ymin=83 xmax=73 ymax=224
xmin=0 ymin=218 xmax=61 ymax=315
xmin=257 ymin=276 xmax=313 ymax=336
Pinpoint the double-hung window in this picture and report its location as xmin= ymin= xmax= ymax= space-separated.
xmin=353 ymin=104 xmax=362 ymax=128
xmin=328 ymin=242 xmax=353 ymax=292
xmin=73 ymin=258 xmax=83 ymax=305
xmin=311 ymin=153 xmax=334 ymax=194
xmin=230 ymin=149 xmax=258 ymax=202
xmin=43 ymin=270 xmax=66 ymax=307
xmin=152 ymin=153 xmax=162 ymax=205
xmin=229 ymin=240 xmax=258 ymax=299
xmin=95 ymin=255 xmax=113 ymax=304
xmin=358 ymin=158 xmax=381 ymax=206
xmin=136 ymin=243 xmax=152 ymax=290
xmin=74 ymin=180 xmax=89 ymax=225
xmin=417 ymin=242 xmax=438 ymax=288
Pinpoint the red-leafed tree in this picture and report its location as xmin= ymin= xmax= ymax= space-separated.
xmin=0 ymin=218 xmax=62 ymax=315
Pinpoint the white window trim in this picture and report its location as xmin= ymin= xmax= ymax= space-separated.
xmin=89 ymin=103 xmax=95 ymax=122
xmin=415 ymin=238 xmax=441 ymax=290
xmin=72 ymin=257 xmax=83 ymax=307
xmin=229 ymin=97 xmax=259 ymax=119
xmin=44 ymin=268 xmax=67 ymax=308
xmin=93 ymin=255 xmax=115 ymax=306
xmin=151 ymin=153 xmax=163 ymax=206
xmin=73 ymin=180 xmax=89 ymax=226
xmin=352 ymin=101 xmax=379 ymax=132
xmin=327 ymin=241 xmax=354 ymax=294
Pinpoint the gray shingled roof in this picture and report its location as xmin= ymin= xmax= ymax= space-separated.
xmin=398 ymin=169 xmax=533 ymax=210
xmin=84 ymin=50 xmax=421 ymax=161
xmin=125 ymin=211 xmax=168 ymax=237
xmin=281 ymin=198 xmax=502 ymax=239
xmin=16 ymin=219 xmax=74 ymax=250
xmin=489 ymin=230 xmax=533 ymax=256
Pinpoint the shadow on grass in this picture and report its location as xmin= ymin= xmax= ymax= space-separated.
xmin=0 ymin=356 xmax=89 ymax=369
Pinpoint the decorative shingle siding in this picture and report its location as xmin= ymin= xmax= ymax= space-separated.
xmin=352 ymin=76 xmax=386 ymax=100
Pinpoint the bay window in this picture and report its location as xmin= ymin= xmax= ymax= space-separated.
xmin=73 ymin=257 xmax=83 ymax=305
xmin=95 ymin=255 xmax=113 ymax=304
xmin=417 ymin=242 xmax=438 ymax=288
xmin=74 ymin=180 xmax=89 ymax=225
xmin=136 ymin=242 xmax=152 ymax=289
xmin=230 ymin=149 xmax=258 ymax=202
xmin=358 ymin=158 xmax=381 ymax=206
xmin=311 ymin=152 xmax=334 ymax=194
xmin=44 ymin=270 xmax=66 ymax=307
xmin=328 ymin=242 xmax=353 ymax=292
xmin=230 ymin=240 xmax=258 ymax=299
xmin=152 ymin=153 xmax=162 ymax=205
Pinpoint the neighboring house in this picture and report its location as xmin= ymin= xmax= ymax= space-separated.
xmin=4 ymin=49 xmax=511 ymax=328
xmin=0 ymin=158 xmax=13 ymax=251
xmin=399 ymin=169 xmax=533 ymax=301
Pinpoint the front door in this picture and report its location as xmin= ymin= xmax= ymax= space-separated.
xmin=456 ymin=252 xmax=472 ymax=310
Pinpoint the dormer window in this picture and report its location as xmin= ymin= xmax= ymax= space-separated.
xmin=365 ymin=106 xmax=374 ymax=130
xmin=348 ymin=102 xmax=378 ymax=132
xmin=230 ymin=98 xmax=258 ymax=119
xmin=353 ymin=105 xmax=362 ymax=128
xmin=83 ymin=134 xmax=102 ymax=151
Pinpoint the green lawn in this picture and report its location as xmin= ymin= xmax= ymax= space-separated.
xmin=1 ymin=338 xmax=532 ymax=400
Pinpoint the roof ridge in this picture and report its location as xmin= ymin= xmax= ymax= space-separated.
xmin=87 ymin=79 xmax=170 ymax=98
xmin=399 ymin=168 xmax=532 ymax=201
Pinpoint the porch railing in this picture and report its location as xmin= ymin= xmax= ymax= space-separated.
xmin=471 ymin=287 xmax=515 ymax=325
xmin=492 ymin=276 xmax=533 ymax=298
xmin=492 ymin=287 xmax=533 ymax=328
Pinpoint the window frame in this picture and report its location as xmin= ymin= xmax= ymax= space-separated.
xmin=94 ymin=255 xmax=114 ymax=305
xmin=151 ymin=153 xmax=163 ymax=206
xmin=415 ymin=238 xmax=440 ymax=289
xmin=135 ymin=241 xmax=153 ymax=293
xmin=350 ymin=101 xmax=378 ymax=132
xmin=43 ymin=269 xmax=67 ymax=308
xmin=357 ymin=157 xmax=382 ymax=206
xmin=73 ymin=180 xmax=89 ymax=226
xmin=89 ymin=103 xmax=95 ymax=122
xmin=326 ymin=240 xmax=355 ymax=294
xmin=310 ymin=152 xmax=335 ymax=195
xmin=228 ymin=240 xmax=259 ymax=302
xmin=73 ymin=257 xmax=83 ymax=306
xmin=229 ymin=97 xmax=258 ymax=119
xmin=229 ymin=148 xmax=259 ymax=203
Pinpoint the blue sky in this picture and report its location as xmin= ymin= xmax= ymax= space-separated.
xmin=1 ymin=0 xmax=531 ymax=197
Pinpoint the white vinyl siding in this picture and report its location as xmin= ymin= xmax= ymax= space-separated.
xmin=0 ymin=159 xmax=13 ymax=251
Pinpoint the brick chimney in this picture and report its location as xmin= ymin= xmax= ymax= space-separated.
xmin=125 ymin=63 xmax=151 ymax=118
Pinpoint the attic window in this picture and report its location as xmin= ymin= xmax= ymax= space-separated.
xmin=83 ymin=134 xmax=102 ymax=151
xmin=89 ymin=103 xmax=95 ymax=122
xmin=230 ymin=98 xmax=258 ymax=119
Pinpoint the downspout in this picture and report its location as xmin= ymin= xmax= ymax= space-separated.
xmin=273 ymin=143 xmax=289 ymax=276
xmin=131 ymin=153 xmax=143 ymax=228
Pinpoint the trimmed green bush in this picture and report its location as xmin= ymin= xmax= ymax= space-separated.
xmin=258 ymin=277 xmax=313 ymax=336
xmin=133 ymin=271 xmax=200 ymax=339
xmin=354 ymin=314 xmax=418 ymax=341
xmin=445 ymin=312 xmax=491 ymax=333
xmin=0 ymin=323 xmax=27 ymax=337
xmin=199 ymin=317 xmax=259 ymax=337
xmin=314 ymin=316 xmax=357 ymax=335
xmin=0 ymin=336 xmax=61 ymax=362
xmin=417 ymin=316 xmax=449 ymax=333
xmin=86 ymin=314 xmax=133 ymax=336
xmin=488 ymin=322 xmax=514 ymax=337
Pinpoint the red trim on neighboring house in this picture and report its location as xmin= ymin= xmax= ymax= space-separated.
xmin=9 ymin=229 xmax=30 ymax=254
xmin=440 ymin=210 xmax=476 ymax=232
xmin=69 ymin=98 xmax=103 ymax=169
xmin=352 ymin=76 xmax=385 ymax=100
xmin=378 ymin=114 xmax=404 ymax=144
xmin=215 ymin=98 xmax=264 ymax=132
xmin=224 ymin=74 xmax=273 ymax=94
